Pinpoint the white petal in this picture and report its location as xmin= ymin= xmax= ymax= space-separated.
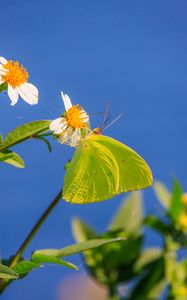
xmin=50 ymin=117 xmax=63 ymax=130
xmin=0 ymin=65 xmax=8 ymax=75
xmin=84 ymin=116 xmax=89 ymax=122
xmin=21 ymin=82 xmax=38 ymax=97
xmin=54 ymin=128 xmax=63 ymax=135
xmin=7 ymin=85 xmax=19 ymax=105
xmin=70 ymin=128 xmax=81 ymax=147
xmin=59 ymin=120 xmax=68 ymax=132
xmin=24 ymin=83 xmax=38 ymax=95
xmin=17 ymin=83 xmax=38 ymax=105
xmin=61 ymin=91 xmax=72 ymax=111
xmin=81 ymin=112 xmax=89 ymax=122
xmin=0 ymin=57 xmax=7 ymax=65
xmin=50 ymin=117 xmax=67 ymax=134
xmin=59 ymin=127 xmax=73 ymax=144
xmin=0 ymin=70 xmax=7 ymax=76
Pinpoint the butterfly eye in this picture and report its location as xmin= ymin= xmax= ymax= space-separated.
xmin=93 ymin=128 xmax=101 ymax=135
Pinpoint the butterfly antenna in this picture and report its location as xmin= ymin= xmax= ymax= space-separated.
xmin=103 ymin=113 xmax=124 ymax=131
xmin=100 ymin=103 xmax=111 ymax=130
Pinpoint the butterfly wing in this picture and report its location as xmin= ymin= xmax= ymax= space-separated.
xmin=63 ymin=134 xmax=153 ymax=204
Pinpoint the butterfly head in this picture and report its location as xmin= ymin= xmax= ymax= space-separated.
xmin=93 ymin=127 xmax=102 ymax=135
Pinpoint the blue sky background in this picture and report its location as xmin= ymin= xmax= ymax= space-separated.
xmin=0 ymin=0 xmax=187 ymax=299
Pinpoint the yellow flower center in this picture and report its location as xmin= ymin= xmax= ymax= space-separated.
xmin=181 ymin=193 xmax=187 ymax=205
xmin=178 ymin=213 xmax=187 ymax=230
xmin=66 ymin=105 xmax=87 ymax=128
xmin=2 ymin=60 xmax=29 ymax=88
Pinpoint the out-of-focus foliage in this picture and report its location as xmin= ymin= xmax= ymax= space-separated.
xmin=0 ymin=237 xmax=124 ymax=294
xmin=72 ymin=182 xmax=187 ymax=300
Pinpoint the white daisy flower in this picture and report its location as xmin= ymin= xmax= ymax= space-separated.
xmin=0 ymin=56 xmax=38 ymax=105
xmin=50 ymin=92 xmax=89 ymax=147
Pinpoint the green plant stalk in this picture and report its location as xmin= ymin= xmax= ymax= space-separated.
xmin=0 ymin=189 xmax=62 ymax=293
xmin=108 ymin=285 xmax=120 ymax=300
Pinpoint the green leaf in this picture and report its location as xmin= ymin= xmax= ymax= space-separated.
xmin=32 ymin=238 xmax=124 ymax=259
xmin=169 ymin=179 xmax=183 ymax=220
xmin=32 ymin=254 xmax=78 ymax=270
xmin=153 ymin=181 xmax=171 ymax=209
xmin=134 ymin=248 xmax=162 ymax=272
xmin=72 ymin=218 xmax=97 ymax=243
xmin=130 ymin=257 xmax=165 ymax=300
xmin=12 ymin=256 xmax=77 ymax=278
xmin=146 ymin=279 xmax=167 ymax=299
xmin=0 ymin=120 xmax=51 ymax=151
xmin=0 ymin=150 xmax=13 ymax=162
xmin=0 ymin=82 xmax=8 ymax=93
xmin=109 ymin=191 xmax=143 ymax=234
xmin=165 ymin=250 xmax=176 ymax=283
xmin=98 ymin=235 xmax=142 ymax=265
xmin=0 ymin=150 xmax=25 ymax=168
xmin=0 ymin=264 xmax=18 ymax=279
xmin=12 ymin=260 xmax=39 ymax=275
xmin=144 ymin=215 xmax=170 ymax=235
xmin=80 ymin=235 xmax=142 ymax=285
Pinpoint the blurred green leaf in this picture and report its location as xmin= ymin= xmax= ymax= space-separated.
xmin=82 ymin=235 xmax=142 ymax=285
xmin=12 ymin=261 xmax=39 ymax=276
xmin=130 ymin=257 xmax=165 ymax=300
xmin=94 ymin=234 xmax=142 ymax=264
xmin=144 ymin=215 xmax=170 ymax=235
xmin=147 ymin=279 xmax=167 ymax=299
xmin=72 ymin=218 xmax=143 ymax=285
xmin=154 ymin=181 xmax=171 ymax=209
xmin=0 ymin=120 xmax=51 ymax=151
xmin=165 ymin=250 xmax=176 ymax=283
xmin=0 ymin=82 xmax=7 ymax=93
xmin=109 ymin=191 xmax=143 ymax=234
xmin=32 ymin=254 xmax=78 ymax=270
xmin=165 ymin=257 xmax=187 ymax=285
xmin=173 ymin=231 xmax=187 ymax=247
xmin=32 ymin=238 xmax=124 ymax=259
xmin=72 ymin=218 xmax=97 ymax=243
xmin=134 ymin=248 xmax=162 ymax=272
xmin=165 ymin=235 xmax=180 ymax=251
xmin=169 ymin=179 xmax=183 ymax=220
xmin=0 ymin=264 xmax=18 ymax=279
xmin=0 ymin=150 xmax=24 ymax=168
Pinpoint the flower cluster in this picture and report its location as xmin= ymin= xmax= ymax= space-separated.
xmin=0 ymin=56 xmax=90 ymax=147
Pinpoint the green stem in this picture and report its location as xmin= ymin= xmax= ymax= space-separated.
xmin=108 ymin=285 xmax=120 ymax=300
xmin=0 ymin=189 xmax=62 ymax=293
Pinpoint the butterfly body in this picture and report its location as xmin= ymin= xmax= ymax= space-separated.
xmin=63 ymin=131 xmax=153 ymax=204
